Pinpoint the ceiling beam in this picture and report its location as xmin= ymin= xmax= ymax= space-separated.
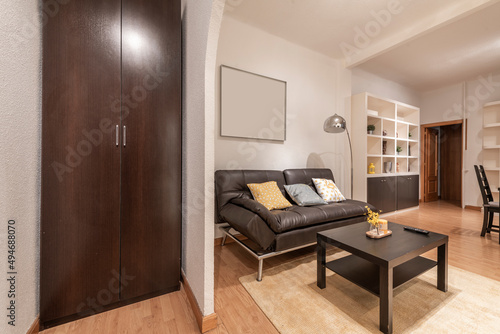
xmin=345 ymin=0 xmax=498 ymax=68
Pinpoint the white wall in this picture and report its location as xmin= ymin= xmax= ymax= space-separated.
xmin=421 ymin=72 xmax=500 ymax=207
xmin=352 ymin=68 xmax=421 ymax=107
xmin=181 ymin=0 xmax=224 ymax=317
xmin=0 ymin=1 xmax=41 ymax=333
xmin=215 ymin=17 xmax=352 ymax=200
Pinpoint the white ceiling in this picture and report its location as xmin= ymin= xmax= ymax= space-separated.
xmin=224 ymin=0 xmax=500 ymax=91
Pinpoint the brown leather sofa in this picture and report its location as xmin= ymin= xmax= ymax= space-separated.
xmin=215 ymin=168 xmax=373 ymax=280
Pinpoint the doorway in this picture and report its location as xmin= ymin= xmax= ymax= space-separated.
xmin=421 ymin=120 xmax=463 ymax=207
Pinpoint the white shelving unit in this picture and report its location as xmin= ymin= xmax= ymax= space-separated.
xmin=351 ymin=92 xmax=420 ymax=201
xmin=483 ymin=101 xmax=500 ymax=202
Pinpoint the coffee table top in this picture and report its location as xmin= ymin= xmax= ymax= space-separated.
xmin=318 ymin=222 xmax=448 ymax=267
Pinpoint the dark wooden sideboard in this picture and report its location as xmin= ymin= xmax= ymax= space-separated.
xmin=367 ymin=175 xmax=419 ymax=213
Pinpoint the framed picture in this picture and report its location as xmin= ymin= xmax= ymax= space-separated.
xmin=220 ymin=65 xmax=286 ymax=141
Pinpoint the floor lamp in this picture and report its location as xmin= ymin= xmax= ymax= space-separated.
xmin=323 ymin=114 xmax=353 ymax=200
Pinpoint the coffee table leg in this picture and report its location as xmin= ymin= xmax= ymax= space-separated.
xmin=437 ymin=242 xmax=448 ymax=292
xmin=379 ymin=265 xmax=393 ymax=334
xmin=317 ymin=238 xmax=326 ymax=289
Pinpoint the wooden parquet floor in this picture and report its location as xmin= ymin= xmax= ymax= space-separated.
xmin=42 ymin=201 xmax=500 ymax=334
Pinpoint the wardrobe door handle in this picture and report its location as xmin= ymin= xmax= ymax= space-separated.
xmin=123 ymin=126 xmax=126 ymax=147
xmin=115 ymin=125 xmax=119 ymax=146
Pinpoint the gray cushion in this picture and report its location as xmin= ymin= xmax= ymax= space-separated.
xmin=284 ymin=184 xmax=327 ymax=206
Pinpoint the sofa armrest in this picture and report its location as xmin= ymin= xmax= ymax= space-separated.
xmin=220 ymin=203 xmax=276 ymax=251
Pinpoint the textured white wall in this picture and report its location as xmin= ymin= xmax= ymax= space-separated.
xmin=0 ymin=1 xmax=41 ymax=333
xmin=421 ymin=72 xmax=500 ymax=207
xmin=352 ymin=68 xmax=422 ymax=107
xmin=181 ymin=0 xmax=223 ymax=316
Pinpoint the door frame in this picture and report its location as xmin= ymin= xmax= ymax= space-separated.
xmin=420 ymin=119 xmax=464 ymax=206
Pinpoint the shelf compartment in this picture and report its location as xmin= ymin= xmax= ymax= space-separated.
xmin=367 ymin=116 xmax=382 ymax=136
xmin=408 ymin=141 xmax=419 ymax=158
xmin=368 ymin=96 xmax=396 ymax=119
xmin=382 ymin=157 xmax=395 ymax=174
xmin=397 ymin=122 xmax=408 ymax=140
xmin=483 ymin=150 xmax=500 ymax=169
xmin=382 ymin=138 xmax=395 ymax=156
xmin=397 ymin=104 xmax=419 ymax=124
xmin=408 ymin=124 xmax=418 ymax=140
xmin=367 ymin=157 xmax=382 ymax=175
xmin=382 ymin=119 xmax=396 ymax=138
xmin=325 ymin=255 xmax=437 ymax=296
xmin=484 ymin=103 xmax=500 ymax=125
xmin=367 ymin=136 xmax=382 ymax=155
xmin=396 ymin=158 xmax=408 ymax=173
xmin=396 ymin=140 xmax=408 ymax=156
xmin=483 ymin=127 xmax=500 ymax=147
xmin=409 ymin=157 xmax=419 ymax=174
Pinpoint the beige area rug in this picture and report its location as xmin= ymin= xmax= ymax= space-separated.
xmin=240 ymin=250 xmax=500 ymax=333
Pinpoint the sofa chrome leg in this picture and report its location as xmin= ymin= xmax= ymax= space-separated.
xmin=257 ymin=258 xmax=263 ymax=282
xmin=221 ymin=233 xmax=228 ymax=246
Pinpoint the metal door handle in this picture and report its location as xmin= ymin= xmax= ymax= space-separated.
xmin=115 ymin=125 xmax=119 ymax=146
xmin=123 ymin=126 xmax=126 ymax=147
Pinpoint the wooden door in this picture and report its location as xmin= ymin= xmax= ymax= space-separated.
xmin=41 ymin=0 xmax=121 ymax=325
xmin=120 ymin=0 xmax=182 ymax=299
xmin=440 ymin=124 xmax=462 ymax=204
xmin=424 ymin=128 xmax=439 ymax=202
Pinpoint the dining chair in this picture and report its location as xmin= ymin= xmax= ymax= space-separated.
xmin=474 ymin=165 xmax=500 ymax=241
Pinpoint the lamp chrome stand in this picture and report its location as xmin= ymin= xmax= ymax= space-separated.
xmin=323 ymin=114 xmax=353 ymax=200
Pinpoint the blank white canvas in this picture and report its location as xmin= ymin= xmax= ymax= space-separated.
xmin=221 ymin=66 xmax=286 ymax=141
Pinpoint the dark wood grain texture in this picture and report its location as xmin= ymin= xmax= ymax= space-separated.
xmin=440 ymin=124 xmax=462 ymax=202
xmin=120 ymin=0 xmax=182 ymax=299
xmin=41 ymin=0 xmax=122 ymax=324
xmin=318 ymin=222 xmax=448 ymax=334
xmin=397 ymin=175 xmax=419 ymax=210
xmin=367 ymin=176 xmax=397 ymax=213
xmin=425 ymin=128 xmax=439 ymax=202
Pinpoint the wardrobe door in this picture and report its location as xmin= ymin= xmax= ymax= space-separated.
xmin=120 ymin=0 xmax=182 ymax=299
xmin=41 ymin=0 xmax=122 ymax=325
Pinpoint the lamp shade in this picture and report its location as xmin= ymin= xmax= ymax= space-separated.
xmin=323 ymin=114 xmax=346 ymax=133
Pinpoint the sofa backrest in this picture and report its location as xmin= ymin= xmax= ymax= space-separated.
xmin=283 ymin=168 xmax=334 ymax=187
xmin=214 ymin=168 xmax=335 ymax=224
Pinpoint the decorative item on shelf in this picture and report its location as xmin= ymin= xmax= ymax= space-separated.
xmin=368 ymin=163 xmax=375 ymax=174
xmin=408 ymin=145 xmax=411 ymax=157
xmin=408 ymin=166 xmax=411 ymax=172
xmin=367 ymin=124 xmax=375 ymax=135
xmin=382 ymin=141 xmax=387 ymax=155
xmin=384 ymin=161 xmax=392 ymax=173
xmin=365 ymin=206 xmax=392 ymax=239
xmin=396 ymin=162 xmax=400 ymax=173
xmin=408 ymin=132 xmax=412 ymax=138
xmin=383 ymin=129 xmax=387 ymax=136
xmin=396 ymin=146 xmax=403 ymax=155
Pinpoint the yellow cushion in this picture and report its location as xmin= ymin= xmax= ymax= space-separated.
xmin=247 ymin=181 xmax=293 ymax=211
xmin=312 ymin=178 xmax=346 ymax=202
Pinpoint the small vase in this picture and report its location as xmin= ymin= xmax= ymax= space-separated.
xmin=368 ymin=130 xmax=373 ymax=135
xmin=369 ymin=224 xmax=380 ymax=235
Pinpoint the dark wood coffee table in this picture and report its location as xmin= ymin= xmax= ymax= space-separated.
xmin=317 ymin=222 xmax=448 ymax=334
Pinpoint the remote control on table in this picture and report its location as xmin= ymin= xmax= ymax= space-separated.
xmin=403 ymin=226 xmax=429 ymax=235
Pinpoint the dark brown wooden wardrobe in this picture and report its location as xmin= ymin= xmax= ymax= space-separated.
xmin=40 ymin=0 xmax=181 ymax=328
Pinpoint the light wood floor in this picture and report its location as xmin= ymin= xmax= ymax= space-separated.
xmin=42 ymin=201 xmax=500 ymax=334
